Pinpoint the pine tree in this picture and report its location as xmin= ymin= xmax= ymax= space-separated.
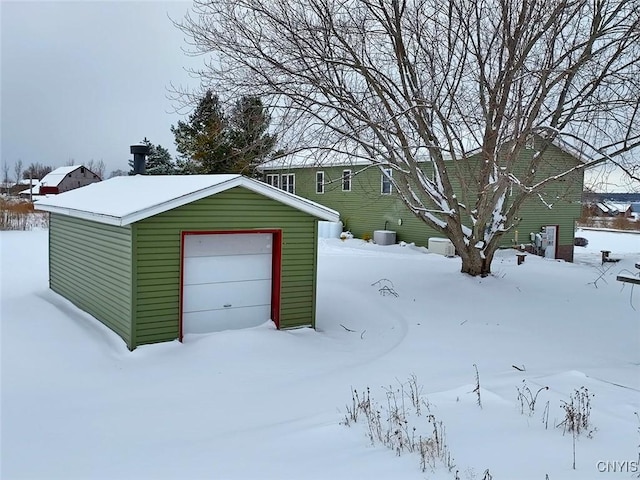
xmin=128 ymin=139 xmax=176 ymax=175
xmin=171 ymin=90 xmax=232 ymax=174
xmin=227 ymin=96 xmax=276 ymax=177
xmin=146 ymin=143 xmax=175 ymax=175
xmin=171 ymin=91 xmax=276 ymax=175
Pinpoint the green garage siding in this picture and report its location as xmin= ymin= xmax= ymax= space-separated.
xmin=39 ymin=175 xmax=339 ymax=350
xmin=132 ymin=186 xmax=319 ymax=346
xmin=49 ymin=213 xmax=133 ymax=347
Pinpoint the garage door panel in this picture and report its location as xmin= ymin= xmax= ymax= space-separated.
xmin=183 ymin=254 xmax=272 ymax=285
xmin=183 ymin=305 xmax=271 ymax=334
xmin=182 ymin=232 xmax=276 ymax=335
xmin=183 ymin=279 xmax=271 ymax=313
xmin=184 ymin=233 xmax=272 ymax=257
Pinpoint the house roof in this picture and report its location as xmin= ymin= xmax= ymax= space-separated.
xmin=258 ymin=137 xmax=595 ymax=171
xmin=17 ymin=188 xmax=44 ymax=197
xmin=259 ymin=151 xmax=376 ymax=171
xmin=35 ymin=174 xmax=340 ymax=226
xmin=15 ymin=178 xmax=38 ymax=186
xmin=596 ymin=201 xmax=632 ymax=214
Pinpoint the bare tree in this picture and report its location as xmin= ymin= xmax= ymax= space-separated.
xmin=2 ymin=162 xmax=10 ymax=194
xmin=24 ymin=162 xmax=52 ymax=180
xmin=176 ymin=0 xmax=640 ymax=275
xmin=85 ymin=159 xmax=106 ymax=180
xmin=13 ymin=160 xmax=23 ymax=185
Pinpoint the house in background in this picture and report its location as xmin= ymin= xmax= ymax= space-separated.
xmin=259 ymin=137 xmax=587 ymax=262
xmin=582 ymin=192 xmax=640 ymax=219
xmin=35 ymin=174 xmax=339 ymax=350
xmin=19 ymin=165 xmax=101 ymax=197
xmin=10 ymin=178 xmax=38 ymax=196
xmin=592 ymin=201 xmax=633 ymax=218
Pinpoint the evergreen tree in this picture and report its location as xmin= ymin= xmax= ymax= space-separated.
xmin=228 ymin=96 xmax=276 ymax=177
xmin=171 ymin=91 xmax=276 ymax=175
xmin=171 ymin=90 xmax=232 ymax=174
xmin=128 ymin=139 xmax=176 ymax=175
xmin=109 ymin=169 xmax=128 ymax=178
xmin=174 ymin=156 xmax=200 ymax=175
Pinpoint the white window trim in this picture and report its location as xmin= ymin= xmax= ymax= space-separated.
xmin=316 ymin=171 xmax=325 ymax=194
xmin=282 ymin=173 xmax=295 ymax=194
xmin=265 ymin=174 xmax=279 ymax=189
xmin=381 ymin=168 xmax=393 ymax=195
xmin=342 ymin=169 xmax=352 ymax=192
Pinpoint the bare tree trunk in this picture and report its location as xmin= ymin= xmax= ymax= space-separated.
xmin=458 ymin=246 xmax=496 ymax=277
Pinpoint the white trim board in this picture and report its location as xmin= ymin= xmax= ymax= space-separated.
xmin=36 ymin=175 xmax=340 ymax=226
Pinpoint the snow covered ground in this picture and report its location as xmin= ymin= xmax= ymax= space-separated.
xmin=1 ymin=228 xmax=638 ymax=480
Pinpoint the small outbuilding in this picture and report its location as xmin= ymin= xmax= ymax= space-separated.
xmin=36 ymin=174 xmax=339 ymax=350
xmin=28 ymin=165 xmax=102 ymax=196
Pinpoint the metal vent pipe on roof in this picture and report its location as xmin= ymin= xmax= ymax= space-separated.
xmin=130 ymin=142 xmax=150 ymax=175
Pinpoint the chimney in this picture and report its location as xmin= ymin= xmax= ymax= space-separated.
xmin=130 ymin=141 xmax=150 ymax=175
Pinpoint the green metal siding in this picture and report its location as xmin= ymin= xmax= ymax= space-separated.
xmin=48 ymin=214 xmax=133 ymax=347
xmin=132 ymin=186 xmax=319 ymax=346
xmin=270 ymin=144 xmax=583 ymax=256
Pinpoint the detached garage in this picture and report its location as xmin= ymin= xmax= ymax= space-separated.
xmin=36 ymin=174 xmax=339 ymax=350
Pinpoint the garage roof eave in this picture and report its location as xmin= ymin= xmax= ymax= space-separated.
xmin=36 ymin=175 xmax=340 ymax=226
xmin=34 ymin=204 xmax=126 ymax=226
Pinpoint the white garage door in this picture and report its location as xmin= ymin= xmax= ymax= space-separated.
xmin=182 ymin=233 xmax=273 ymax=334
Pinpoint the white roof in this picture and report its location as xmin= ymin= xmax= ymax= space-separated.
xmin=259 ymin=151 xmax=375 ymax=171
xmin=598 ymin=201 xmax=631 ymax=213
xmin=35 ymin=174 xmax=340 ymax=226
xmin=39 ymin=165 xmax=86 ymax=188
xmin=15 ymin=178 xmax=38 ymax=186
xmin=259 ymin=137 xmax=594 ymax=171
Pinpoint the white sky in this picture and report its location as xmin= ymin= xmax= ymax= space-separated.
xmin=1 ymin=1 xmax=200 ymax=177
xmin=1 ymin=1 xmax=638 ymax=192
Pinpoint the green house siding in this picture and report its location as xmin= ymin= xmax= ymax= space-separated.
xmin=132 ymin=186 xmax=319 ymax=346
xmin=49 ymin=213 xmax=133 ymax=347
xmin=269 ymin=144 xmax=583 ymax=259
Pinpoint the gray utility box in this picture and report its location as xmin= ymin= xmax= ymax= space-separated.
xmin=373 ymin=230 xmax=397 ymax=245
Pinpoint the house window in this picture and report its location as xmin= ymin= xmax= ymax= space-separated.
xmin=342 ymin=170 xmax=351 ymax=192
xmin=381 ymin=168 xmax=393 ymax=194
xmin=316 ymin=171 xmax=324 ymax=194
xmin=80 ymin=167 xmax=85 ymax=174
xmin=281 ymin=174 xmax=295 ymax=194
xmin=265 ymin=174 xmax=279 ymax=189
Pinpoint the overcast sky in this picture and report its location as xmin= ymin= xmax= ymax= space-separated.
xmin=1 ymin=1 xmax=200 ymax=178
xmin=2 ymin=2 xmax=637 ymax=192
